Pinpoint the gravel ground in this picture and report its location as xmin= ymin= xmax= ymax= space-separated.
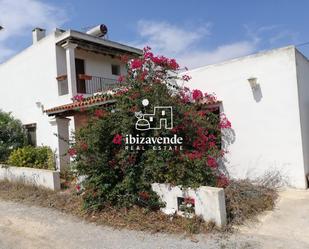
xmin=0 ymin=189 xmax=309 ymax=249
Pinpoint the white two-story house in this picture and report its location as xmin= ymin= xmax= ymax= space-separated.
xmin=0 ymin=25 xmax=142 ymax=171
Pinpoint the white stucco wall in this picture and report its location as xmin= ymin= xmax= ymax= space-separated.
xmin=295 ymin=49 xmax=309 ymax=178
xmin=75 ymin=49 xmax=126 ymax=79
xmin=0 ymin=164 xmax=60 ymax=190
xmin=185 ymin=46 xmax=307 ymax=188
xmin=0 ymin=32 xmax=63 ymax=148
xmin=152 ymin=183 xmax=227 ymax=227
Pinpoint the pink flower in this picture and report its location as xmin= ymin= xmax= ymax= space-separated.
xmin=72 ymin=94 xmax=84 ymax=102
xmin=68 ymin=148 xmax=77 ymax=156
xmin=208 ymin=141 xmax=217 ymax=148
xmin=76 ymin=185 xmax=81 ymax=191
xmin=184 ymin=197 xmax=195 ymax=205
xmin=152 ymin=56 xmax=167 ymax=65
xmin=143 ymin=46 xmax=152 ymax=53
xmin=180 ymin=91 xmax=190 ymax=103
xmin=208 ymin=134 xmax=216 ymax=140
xmin=219 ymin=114 xmax=232 ymax=129
xmin=182 ymin=74 xmax=192 ymax=81
xmin=143 ymin=47 xmax=153 ymax=59
xmin=185 ymin=151 xmax=203 ymax=160
xmin=112 ymin=134 xmax=123 ymax=145
xmin=169 ymin=59 xmax=179 ymax=70
xmin=94 ymin=109 xmax=106 ymax=118
xmin=130 ymin=59 xmax=143 ymax=69
xmin=217 ymin=174 xmax=229 ymax=188
xmin=192 ymin=89 xmax=203 ymax=101
xmin=139 ymin=70 xmax=148 ymax=81
xmin=207 ymin=156 xmax=217 ymax=168
xmin=204 ymin=92 xmax=217 ymax=103
xmin=117 ymin=75 xmax=125 ymax=83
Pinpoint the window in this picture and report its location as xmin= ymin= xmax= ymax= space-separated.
xmin=58 ymin=79 xmax=69 ymax=95
xmin=23 ymin=123 xmax=37 ymax=146
xmin=57 ymin=75 xmax=68 ymax=96
xmin=111 ymin=64 xmax=120 ymax=76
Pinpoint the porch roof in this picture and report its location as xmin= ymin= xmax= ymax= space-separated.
xmin=44 ymin=95 xmax=116 ymax=116
xmin=56 ymin=30 xmax=142 ymax=57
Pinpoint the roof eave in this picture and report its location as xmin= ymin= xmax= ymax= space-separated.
xmin=55 ymin=30 xmax=142 ymax=56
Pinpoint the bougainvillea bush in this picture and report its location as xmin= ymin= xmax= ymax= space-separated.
xmin=72 ymin=47 xmax=232 ymax=210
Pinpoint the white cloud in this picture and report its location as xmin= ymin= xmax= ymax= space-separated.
xmin=132 ymin=20 xmax=257 ymax=69
xmin=177 ymin=41 xmax=256 ymax=69
xmin=134 ymin=20 xmax=211 ymax=55
xmin=0 ymin=0 xmax=68 ymax=61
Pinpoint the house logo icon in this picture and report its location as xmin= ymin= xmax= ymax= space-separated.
xmin=135 ymin=99 xmax=173 ymax=131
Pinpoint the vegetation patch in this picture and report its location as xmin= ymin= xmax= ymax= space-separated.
xmin=0 ymin=180 xmax=215 ymax=234
xmin=225 ymin=179 xmax=279 ymax=225
xmin=0 ymin=110 xmax=27 ymax=162
xmin=0 ymin=178 xmax=278 ymax=234
xmin=7 ymin=145 xmax=55 ymax=170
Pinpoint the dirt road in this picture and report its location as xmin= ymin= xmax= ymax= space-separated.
xmin=0 ymin=189 xmax=308 ymax=249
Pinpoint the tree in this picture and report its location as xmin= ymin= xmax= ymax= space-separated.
xmin=72 ymin=47 xmax=232 ymax=210
xmin=0 ymin=110 xmax=27 ymax=162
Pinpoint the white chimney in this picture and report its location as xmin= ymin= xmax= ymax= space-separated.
xmin=32 ymin=28 xmax=46 ymax=44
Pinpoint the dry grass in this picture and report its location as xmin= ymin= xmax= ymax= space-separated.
xmin=225 ymin=179 xmax=278 ymax=225
xmin=0 ymin=180 xmax=216 ymax=235
xmin=0 ymin=177 xmax=279 ymax=234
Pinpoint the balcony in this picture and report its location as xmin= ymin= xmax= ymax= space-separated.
xmin=77 ymin=74 xmax=120 ymax=95
xmin=56 ymin=74 xmax=121 ymax=96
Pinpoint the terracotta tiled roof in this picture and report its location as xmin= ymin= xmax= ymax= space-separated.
xmin=44 ymin=95 xmax=115 ymax=115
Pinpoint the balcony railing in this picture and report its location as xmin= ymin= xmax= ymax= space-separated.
xmin=77 ymin=74 xmax=121 ymax=95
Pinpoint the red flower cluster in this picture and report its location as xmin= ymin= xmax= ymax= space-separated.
xmin=217 ymin=174 xmax=229 ymax=188
xmin=184 ymin=197 xmax=195 ymax=205
xmin=72 ymin=94 xmax=84 ymax=102
xmin=204 ymin=92 xmax=217 ymax=104
xmin=151 ymin=56 xmax=179 ymax=70
xmin=76 ymin=184 xmax=81 ymax=192
xmin=207 ymin=156 xmax=217 ymax=168
xmin=144 ymin=46 xmax=154 ymax=59
xmin=192 ymin=128 xmax=208 ymax=150
xmin=185 ymin=151 xmax=203 ymax=160
xmin=130 ymin=58 xmax=143 ymax=69
xmin=68 ymin=148 xmax=77 ymax=156
xmin=219 ymin=114 xmax=232 ymax=129
xmin=112 ymin=134 xmax=123 ymax=145
xmin=117 ymin=75 xmax=125 ymax=83
xmin=94 ymin=109 xmax=106 ymax=118
xmin=182 ymin=74 xmax=192 ymax=81
xmin=192 ymin=89 xmax=203 ymax=101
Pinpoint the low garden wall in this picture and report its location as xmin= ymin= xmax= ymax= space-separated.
xmin=0 ymin=164 xmax=60 ymax=191
xmin=151 ymin=183 xmax=227 ymax=227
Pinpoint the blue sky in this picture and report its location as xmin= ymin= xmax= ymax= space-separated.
xmin=1 ymin=0 xmax=309 ymax=68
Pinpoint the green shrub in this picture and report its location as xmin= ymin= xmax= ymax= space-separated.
xmin=7 ymin=146 xmax=55 ymax=170
xmin=0 ymin=110 xmax=27 ymax=162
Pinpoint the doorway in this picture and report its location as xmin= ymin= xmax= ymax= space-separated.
xmin=75 ymin=58 xmax=86 ymax=94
